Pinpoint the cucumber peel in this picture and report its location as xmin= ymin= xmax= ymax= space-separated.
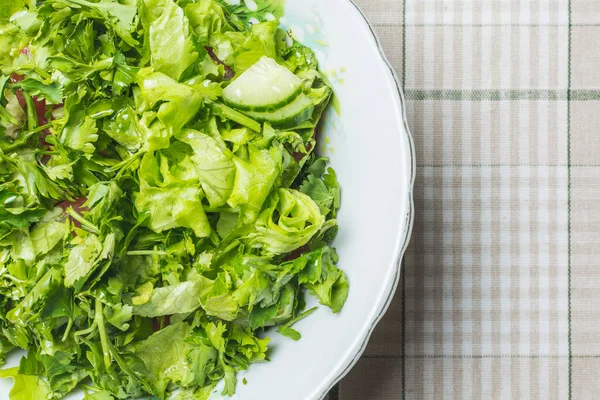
xmin=245 ymin=93 xmax=314 ymax=128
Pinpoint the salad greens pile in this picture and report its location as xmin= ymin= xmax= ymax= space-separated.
xmin=0 ymin=0 xmax=347 ymax=399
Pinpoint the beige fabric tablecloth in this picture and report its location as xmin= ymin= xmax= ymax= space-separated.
xmin=327 ymin=0 xmax=600 ymax=398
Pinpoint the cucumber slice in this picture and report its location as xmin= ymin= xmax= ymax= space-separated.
xmin=223 ymin=56 xmax=302 ymax=112
xmin=245 ymin=93 xmax=314 ymax=128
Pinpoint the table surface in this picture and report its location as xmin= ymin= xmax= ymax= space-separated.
xmin=326 ymin=0 xmax=600 ymax=399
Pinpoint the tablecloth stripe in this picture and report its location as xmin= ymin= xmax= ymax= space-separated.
xmin=405 ymin=90 xmax=600 ymax=101
xmin=567 ymin=1 xmax=574 ymax=398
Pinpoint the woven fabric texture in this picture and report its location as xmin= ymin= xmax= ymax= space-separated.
xmin=326 ymin=0 xmax=600 ymax=398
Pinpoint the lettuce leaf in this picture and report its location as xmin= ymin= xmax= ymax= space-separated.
xmin=135 ymin=322 xmax=192 ymax=398
xmin=245 ymin=188 xmax=324 ymax=254
xmin=134 ymin=180 xmax=212 ymax=238
xmin=0 ymin=367 xmax=52 ymax=400
xmin=175 ymin=129 xmax=236 ymax=208
xmin=132 ymin=278 xmax=210 ymax=317
xmin=228 ymin=145 xmax=282 ymax=224
xmin=136 ymin=68 xmax=205 ymax=148
xmin=185 ymin=0 xmax=234 ymax=43
xmin=143 ymin=0 xmax=198 ymax=81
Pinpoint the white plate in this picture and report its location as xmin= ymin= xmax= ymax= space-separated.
xmin=0 ymin=1 xmax=415 ymax=399
xmin=216 ymin=0 xmax=415 ymax=398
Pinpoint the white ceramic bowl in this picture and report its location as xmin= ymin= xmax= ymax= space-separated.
xmin=0 ymin=1 xmax=415 ymax=399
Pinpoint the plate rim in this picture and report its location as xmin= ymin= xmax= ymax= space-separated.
xmin=312 ymin=1 xmax=416 ymax=399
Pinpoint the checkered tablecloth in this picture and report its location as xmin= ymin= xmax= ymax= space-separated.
xmin=327 ymin=0 xmax=600 ymax=399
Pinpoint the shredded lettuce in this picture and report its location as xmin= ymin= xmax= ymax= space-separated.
xmin=0 ymin=1 xmax=346 ymax=399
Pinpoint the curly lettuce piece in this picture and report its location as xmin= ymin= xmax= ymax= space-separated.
xmin=185 ymin=0 xmax=234 ymax=43
xmin=245 ymin=188 xmax=324 ymax=254
xmin=132 ymin=277 xmax=210 ymax=317
xmin=175 ymin=129 xmax=236 ymax=208
xmin=0 ymin=367 xmax=51 ymax=400
xmin=142 ymin=0 xmax=198 ymax=80
xmin=134 ymin=180 xmax=212 ymax=238
xmin=228 ymin=145 xmax=282 ymax=225
xmin=136 ymin=68 xmax=205 ymax=149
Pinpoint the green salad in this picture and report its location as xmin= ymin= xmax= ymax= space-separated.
xmin=0 ymin=0 xmax=347 ymax=399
